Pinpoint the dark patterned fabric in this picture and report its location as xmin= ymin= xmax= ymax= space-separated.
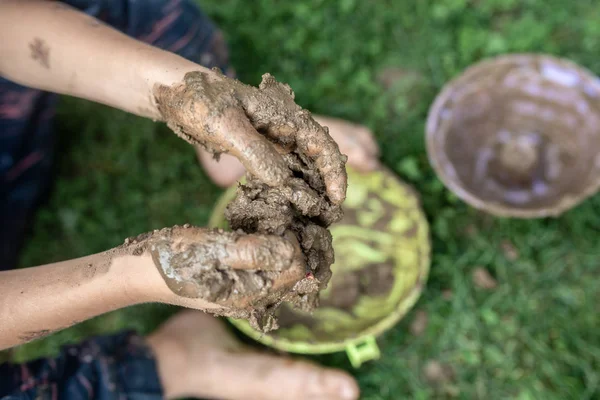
xmin=1 ymin=1 xmax=232 ymax=398
xmin=0 ymin=331 xmax=164 ymax=399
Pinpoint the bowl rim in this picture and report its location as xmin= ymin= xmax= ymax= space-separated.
xmin=209 ymin=166 xmax=431 ymax=354
xmin=425 ymin=53 xmax=600 ymax=218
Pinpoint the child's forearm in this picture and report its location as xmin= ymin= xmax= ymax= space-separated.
xmin=0 ymin=230 xmax=230 ymax=350
xmin=0 ymin=250 xmax=160 ymax=350
xmin=0 ymin=0 xmax=216 ymax=120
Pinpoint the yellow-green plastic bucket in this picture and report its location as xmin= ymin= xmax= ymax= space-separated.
xmin=209 ymin=166 xmax=430 ymax=368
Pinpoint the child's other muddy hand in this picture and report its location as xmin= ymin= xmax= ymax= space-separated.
xmin=154 ymin=71 xmax=347 ymax=204
xmin=153 ymin=71 xmax=290 ymax=188
xmin=148 ymin=226 xmax=305 ymax=311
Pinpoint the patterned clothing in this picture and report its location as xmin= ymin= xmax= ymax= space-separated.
xmin=1 ymin=332 xmax=163 ymax=400
xmin=1 ymin=0 xmax=232 ymax=398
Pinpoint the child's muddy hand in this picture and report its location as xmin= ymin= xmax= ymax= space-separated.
xmin=147 ymin=226 xmax=306 ymax=311
xmin=153 ymin=71 xmax=347 ymax=205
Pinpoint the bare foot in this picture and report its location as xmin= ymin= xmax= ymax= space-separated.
xmin=147 ymin=310 xmax=360 ymax=400
xmin=314 ymin=115 xmax=379 ymax=173
xmin=197 ymin=115 xmax=380 ymax=187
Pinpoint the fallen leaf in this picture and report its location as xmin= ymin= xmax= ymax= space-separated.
xmin=410 ymin=310 xmax=428 ymax=336
xmin=472 ymin=267 xmax=498 ymax=290
xmin=376 ymin=67 xmax=422 ymax=89
xmin=423 ymin=360 xmax=455 ymax=385
xmin=376 ymin=67 xmax=428 ymax=109
xmin=442 ymin=289 xmax=453 ymax=300
xmin=501 ymin=240 xmax=519 ymax=261
xmin=464 ymin=224 xmax=477 ymax=237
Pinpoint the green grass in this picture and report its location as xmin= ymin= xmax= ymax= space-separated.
xmin=8 ymin=0 xmax=600 ymax=398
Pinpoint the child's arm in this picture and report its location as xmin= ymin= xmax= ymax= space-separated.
xmin=0 ymin=0 xmax=204 ymax=120
xmin=0 ymin=226 xmax=305 ymax=350
xmin=0 ymin=0 xmax=346 ymax=201
xmin=0 ymin=247 xmax=172 ymax=350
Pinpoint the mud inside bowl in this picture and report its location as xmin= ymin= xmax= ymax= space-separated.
xmin=209 ymin=166 xmax=430 ymax=367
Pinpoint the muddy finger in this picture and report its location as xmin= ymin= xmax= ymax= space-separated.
xmin=221 ymin=264 xmax=306 ymax=311
xmin=223 ymin=234 xmax=295 ymax=271
xmin=294 ymin=112 xmax=348 ymax=204
xmin=223 ymin=245 xmax=307 ymax=310
xmin=217 ymin=109 xmax=291 ymax=187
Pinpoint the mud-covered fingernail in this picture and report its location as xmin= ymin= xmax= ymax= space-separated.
xmin=227 ymin=235 xmax=294 ymax=271
xmin=268 ymin=236 xmax=296 ymax=269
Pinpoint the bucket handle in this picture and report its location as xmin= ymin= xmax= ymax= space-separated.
xmin=345 ymin=336 xmax=381 ymax=368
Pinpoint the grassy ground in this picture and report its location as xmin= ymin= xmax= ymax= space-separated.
xmin=9 ymin=0 xmax=600 ymax=398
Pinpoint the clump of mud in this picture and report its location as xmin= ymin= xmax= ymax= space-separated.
xmin=149 ymin=70 xmax=347 ymax=331
xmin=225 ymin=150 xmax=344 ymax=330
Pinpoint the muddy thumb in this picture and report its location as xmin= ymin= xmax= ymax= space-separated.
xmin=222 ymin=233 xmax=296 ymax=271
xmin=217 ymin=352 xmax=360 ymax=400
xmin=220 ymin=109 xmax=291 ymax=187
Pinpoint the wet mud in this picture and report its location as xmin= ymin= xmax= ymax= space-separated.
xmin=154 ymin=69 xmax=348 ymax=203
xmin=319 ymin=264 xmax=395 ymax=312
xmin=224 ymin=150 xmax=344 ymax=330
xmin=150 ymin=71 xmax=347 ymax=331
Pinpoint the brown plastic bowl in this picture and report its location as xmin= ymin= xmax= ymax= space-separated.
xmin=426 ymin=54 xmax=600 ymax=218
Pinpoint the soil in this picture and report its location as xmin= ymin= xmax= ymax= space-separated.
xmin=271 ymin=167 xmax=425 ymax=334
xmin=284 ymin=263 xmax=395 ymax=320
xmin=273 ymin=263 xmax=395 ymax=335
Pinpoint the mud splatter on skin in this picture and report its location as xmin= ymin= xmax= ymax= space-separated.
xmin=19 ymin=329 xmax=55 ymax=344
xmin=151 ymin=72 xmax=347 ymax=330
xmin=112 ymin=225 xmax=320 ymax=331
xmin=19 ymin=320 xmax=82 ymax=344
xmin=147 ymin=226 xmax=296 ymax=301
xmin=29 ymin=38 xmax=50 ymax=69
